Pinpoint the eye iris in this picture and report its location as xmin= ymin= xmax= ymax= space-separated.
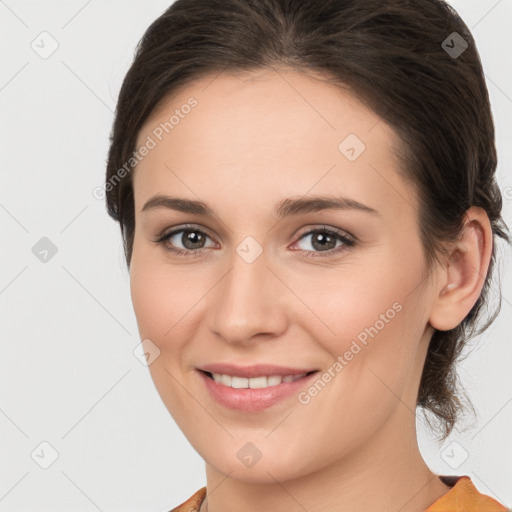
xmin=183 ymin=230 xmax=205 ymax=250
xmin=312 ymin=232 xmax=336 ymax=251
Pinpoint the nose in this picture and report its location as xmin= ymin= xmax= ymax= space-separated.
xmin=207 ymin=246 xmax=288 ymax=345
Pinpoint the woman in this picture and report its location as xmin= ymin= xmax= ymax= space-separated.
xmin=105 ymin=0 xmax=510 ymax=510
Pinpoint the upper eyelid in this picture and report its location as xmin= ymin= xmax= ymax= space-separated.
xmin=158 ymin=223 xmax=216 ymax=240
xmin=296 ymin=225 xmax=354 ymax=241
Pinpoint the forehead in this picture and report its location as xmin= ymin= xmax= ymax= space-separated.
xmin=137 ymin=67 xmax=395 ymax=148
xmin=133 ymin=67 xmax=413 ymax=218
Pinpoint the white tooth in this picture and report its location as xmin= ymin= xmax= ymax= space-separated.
xmin=210 ymin=373 xmax=307 ymax=388
xmin=231 ymin=376 xmax=249 ymax=388
xmin=248 ymin=376 xmax=268 ymax=389
xmin=267 ymin=375 xmax=283 ymax=386
xmin=221 ymin=374 xmax=232 ymax=386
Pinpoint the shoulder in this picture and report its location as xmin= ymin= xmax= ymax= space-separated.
xmin=426 ymin=475 xmax=510 ymax=512
xmin=167 ymin=487 xmax=207 ymax=512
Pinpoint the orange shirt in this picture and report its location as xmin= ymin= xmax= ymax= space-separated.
xmin=168 ymin=475 xmax=510 ymax=512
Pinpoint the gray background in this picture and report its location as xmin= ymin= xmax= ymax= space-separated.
xmin=0 ymin=0 xmax=511 ymax=510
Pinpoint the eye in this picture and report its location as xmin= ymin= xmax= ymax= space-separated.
xmin=291 ymin=226 xmax=356 ymax=257
xmin=154 ymin=225 xmax=216 ymax=256
xmin=153 ymin=224 xmax=356 ymax=258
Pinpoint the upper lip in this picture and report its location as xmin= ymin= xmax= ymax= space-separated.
xmin=198 ymin=363 xmax=319 ymax=379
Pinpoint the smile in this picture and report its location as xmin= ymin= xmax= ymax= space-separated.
xmin=198 ymin=369 xmax=319 ymax=412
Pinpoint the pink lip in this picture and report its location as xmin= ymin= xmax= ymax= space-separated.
xmin=198 ymin=363 xmax=318 ymax=379
xmin=197 ymin=369 xmax=319 ymax=412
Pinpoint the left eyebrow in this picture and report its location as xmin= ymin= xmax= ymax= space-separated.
xmin=275 ymin=195 xmax=380 ymax=218
xmin=141 ymin=194 xmax=380 ymax=218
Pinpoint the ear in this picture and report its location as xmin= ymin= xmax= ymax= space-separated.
xmin=429 ymin=206 xmax=493 ymax=331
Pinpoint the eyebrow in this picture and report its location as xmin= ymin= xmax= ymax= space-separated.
xmin=141 ymin=194 xmax=380 ymax=218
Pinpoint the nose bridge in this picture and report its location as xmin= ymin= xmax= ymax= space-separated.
xmin=209 ymin=241 xmax=285 ymax=342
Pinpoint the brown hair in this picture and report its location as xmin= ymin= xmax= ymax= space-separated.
xmin=105 ymin=0 xmax=510 ymax=440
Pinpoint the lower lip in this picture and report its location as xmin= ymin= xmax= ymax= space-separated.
xmin=197 ymin=370 xmax=319 ymax=412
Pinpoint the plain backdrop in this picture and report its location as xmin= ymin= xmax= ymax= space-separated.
xmin=0 ymin=0 xmax=511 ymax=510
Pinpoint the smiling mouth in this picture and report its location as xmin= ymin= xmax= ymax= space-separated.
xmin=197 ymin=368 xmax=321 ymax=412
xmin=200 ymin=369 xmax=318 ymax=388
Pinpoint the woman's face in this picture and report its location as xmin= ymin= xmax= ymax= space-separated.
xmin=130 ymin=68 xmax=440 ymax=483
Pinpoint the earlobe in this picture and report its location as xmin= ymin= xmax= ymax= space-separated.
xmin=429 ymin=207 xmax=492 ymax=331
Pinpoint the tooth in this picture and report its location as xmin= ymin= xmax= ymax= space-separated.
xmin=221 ymin=374 xmax=232 ymax=386
xmin=267 ymin=375 xmax=283 ymax=386
xmin=231 ymin=376 xmax=249 ymax=388
xmin=248 ymin=376 xmax=268 ymax=389
xmin=209 ymin=373 xmax=308 ymax=388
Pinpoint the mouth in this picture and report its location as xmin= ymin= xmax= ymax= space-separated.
xmin=199 ymin=369 xmax=318 ymax=388
xmin=197 ymin=369 xmax=320 ymax=412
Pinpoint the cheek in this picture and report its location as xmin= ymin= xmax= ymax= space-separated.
xmin=129 ymin=243 xmax=210 ymax=380
xmin=129 ymin=242 xmax=184 ymax=344
xmin=292 ymin=284 xmax=422 ymax=461
xmin=296 ymin=248 xmax=427 ymax=400
xmin=129 ymin=250 xmax=198 ymax=423
xmin=130 ymin=268 xmax=169 ymax=340
xmin=287 ymin=258 xmax=417 ymax=354
xmin=330 ymin=243 xmax=425 ymax=347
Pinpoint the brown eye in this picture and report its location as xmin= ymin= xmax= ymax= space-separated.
xmin=293 ymin=227 xmax=356 ymax=258
xmin=176 ymin=230 xmax=208 ymax=250
xmin=155 ymin=226 xmax=216 ymax=255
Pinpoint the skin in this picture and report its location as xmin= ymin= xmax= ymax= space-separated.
xmin=129 ymin=66 xmax=492 ymax=512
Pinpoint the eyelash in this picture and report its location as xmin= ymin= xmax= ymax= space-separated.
xmin=153 ymin=224 xmax=357 ymax=258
